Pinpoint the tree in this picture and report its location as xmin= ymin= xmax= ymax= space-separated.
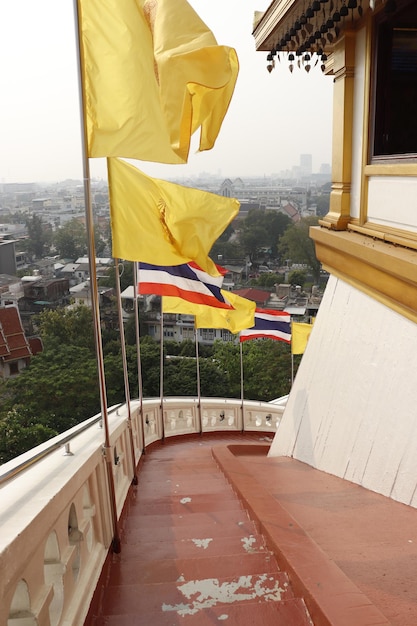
xmin=54 ymin=219 xmax=88 ymax=260
xmin=209 ymin=240 xmax=245 ymax=265
xmin=239 ymin=209 xmax=291 ymax=263
xmin=100 ymin=261 xmax=134 ymax=292
xmin=311 ymin=193 xmax=330 ymax=217
xmin=211 ymin=341 xmax=241 ymax=398
xmin=288 ymin=269 xmax=307 ymax=288
xmin=163 ymin=356 xmax=228 ymax=397
xmin=0 ymin=408 xmax=58 ymax=464
xmin=139 ymin=337 xmax=161 ymax=397
xmin=253 ymin=272 xmax=283 ymax=288
xmin=240 ymin=340 xmax=292 ymax=401
xmin=36 ymin=305 xmax=96 ymax=352
xmin=279 ymin=217 xmax=321 ymax=283
xmin=3 ymin=345 xmax=101 ymax=432
xmin=25 ymin=214 xmax=51 ymax=259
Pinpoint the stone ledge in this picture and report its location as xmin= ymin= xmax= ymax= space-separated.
xmin=212 ymin=444 xmax=390 ymax=626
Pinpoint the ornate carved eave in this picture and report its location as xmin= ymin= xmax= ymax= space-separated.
xmin=252 ymin=0 xmax=386 ymax=74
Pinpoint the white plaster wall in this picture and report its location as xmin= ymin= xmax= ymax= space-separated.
xmin=350 ymin=25 xmax=367 ymax=221
xmin=270 ymin=275 xmax=417 ymax=506
xmin=367 ymin=176 xmax=417 ymax=233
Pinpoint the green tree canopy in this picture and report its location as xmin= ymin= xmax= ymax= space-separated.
xmin=212 ymin=339 xmax=292 ymax=402
xmin=288 ymin=269 xmax=307 ymax=288
xmin=239 ymin=209 xmax=291 ymax=263
xmin=54 ymin=219 xmax=88 ymax=260
xmin=100 ymin=260 xmax=134 ymax=292
xmin=278 ymin=216 xmax=321 ymax=283
xmin=0 ymin=408 xmax=58 ymax=465
xmin=4 ymin=344 xmax=100 ymax=432
xmin=25 ymin=214 xmax=51 ymax=259
xmin=36 ymin=305 xmax=96 ymax=352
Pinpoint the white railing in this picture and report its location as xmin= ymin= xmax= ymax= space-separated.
xmin=0 ymin=396 xmax=286 ymax=626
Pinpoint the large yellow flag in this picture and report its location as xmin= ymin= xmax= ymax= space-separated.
xmin=163 ymin=291 xmax=256 ymax=334
xmin=108 ymin=158 xmax=240 ymax=275
xmin=78 ymin=0 xmax=239 ymax=162
xmin=291 ymin=322 xmax=313 ymax=355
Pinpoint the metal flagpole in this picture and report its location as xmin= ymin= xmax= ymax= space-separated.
xmin=114 ymin=259 xmax=138 ymax=484
xmin=291 ymin=353 xmax=294 ymax=386
xmin=133 ymin=262 xmax=145 ymax=453
xmin=194 ymin=323 xmax=202 ymax=433
xmin=160 ymin=305 xmax=165 ymax=439
xmin=240 ymin=341 xmax=245 ymax=432
xmin=73 ymin=0 xmax=121 ymax=553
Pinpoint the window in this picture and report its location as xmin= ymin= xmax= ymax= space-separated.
xmin=372 ymin=0 xmax=417 ymax=159
xmin=221 ymin=330 xmax=235 ymax=342
xmin=9 ymin=362 xmax=19 ymax=376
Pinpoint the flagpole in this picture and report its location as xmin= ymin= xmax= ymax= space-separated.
xmin=194 ymin=322 xmax=202 ymax=433
xmin=240 ymin=341 xmax=245 ymax=432
xmin=133 ymin=262 xmax=145 ymax=454
xmin=291 ymin=352 xmax=294 ymax=386
xmin=160 ymin=304 xmax=165 ymax=439
xmin=114 ymin=259 xmax=138 ymax=484
xmin=73 ymin=0 xmax=120 ymax=552
xmin=291 ymin=320 xmax=294 ymax=385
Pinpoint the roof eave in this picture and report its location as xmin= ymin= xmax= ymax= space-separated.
xmin=253 ymin=0 xmax=299 ymax=51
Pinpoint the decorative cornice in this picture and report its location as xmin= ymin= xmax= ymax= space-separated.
xmin=310 ymin=227 xmax=417 ymax=322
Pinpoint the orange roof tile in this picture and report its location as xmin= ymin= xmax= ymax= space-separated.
xmin=0 ymin=307 xmax=32 ymax=362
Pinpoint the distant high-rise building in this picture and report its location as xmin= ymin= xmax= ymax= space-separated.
xmin=299 ymin=154 xmax=312 ymax=177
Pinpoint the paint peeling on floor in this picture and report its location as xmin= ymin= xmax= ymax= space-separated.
xmin=192 ymin=538 xmax=213 ymax=549
xmin=180 ymin=497 xmax=192 ymax=504
xmin=241 ymin=535 xmax=261 ymax=553
xmin=162 ymin=574 xmax=285 ymax=616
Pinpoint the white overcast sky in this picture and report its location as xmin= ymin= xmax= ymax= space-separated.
xmin=0 ymin=0 xmax=333 ymax=184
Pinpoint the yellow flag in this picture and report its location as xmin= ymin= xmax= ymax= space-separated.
xmin=108 ymin=158 xmax=240 ymax=275
xmin=78 ymin=0 xmax=239 ymax=162
xmin=291 ymin=322 xmax=313 ymax=355
xmin=163 ymin=291 xmax=255 ymax=334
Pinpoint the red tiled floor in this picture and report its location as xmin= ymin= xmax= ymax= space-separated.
xmin=84 ymin=433 xmax=313 ymax=626
xmin=84 ymin=432 xmax=417 ymax=625
xmin=214 ymin=444 xmax=417 ymax=626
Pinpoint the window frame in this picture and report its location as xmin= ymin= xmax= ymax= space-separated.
xmin=370 ymin=0 xmax=417 ymax=163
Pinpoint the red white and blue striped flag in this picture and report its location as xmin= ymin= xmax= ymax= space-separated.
xmin=239 ymin=308 xmax=291 ymax=343
xmin=137 ymin=262 xmax=232 ymax=309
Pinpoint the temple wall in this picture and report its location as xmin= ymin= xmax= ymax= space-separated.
xmin=269 ymin=274 xmax=417 ymax=506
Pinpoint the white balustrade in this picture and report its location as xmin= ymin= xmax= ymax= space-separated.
xmin=0 ymin=396 xmax=286 ymax=626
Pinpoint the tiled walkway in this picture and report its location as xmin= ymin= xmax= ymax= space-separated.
xmin=85 ymin=433 xmax=313 ymax=625
xmin=85 ymin=433 xmax=417 ymax=626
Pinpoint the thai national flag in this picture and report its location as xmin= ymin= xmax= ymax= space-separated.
xmin=137 ymin=262 xmax=232 ymax=309
xmin=239 ymin=308 xmax=291 ymax=343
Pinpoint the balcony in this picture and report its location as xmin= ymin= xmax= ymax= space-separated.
xmin=2 ymin=396 xmax=416 ymax=625
xmin=1 ymin=397 xmax=285 ymax=625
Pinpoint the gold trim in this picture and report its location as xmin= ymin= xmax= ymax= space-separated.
xmin=360 ymin=15 xmax=372 ymax=225
xmin=364 ymin=164 xmax=417 ymax=176
xmin=347 ymin=223 xmax=385 ymax=239
xmin=310 ymin=226 xmax=417 ymax=322
xmin=348 ymin=221 xmax=417 ymax=248
xmin=321 ymin=32 xmax=356 ymax=231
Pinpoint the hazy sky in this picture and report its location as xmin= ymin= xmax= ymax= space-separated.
xmin=0 ymin=0 xmax=333 ymax=184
